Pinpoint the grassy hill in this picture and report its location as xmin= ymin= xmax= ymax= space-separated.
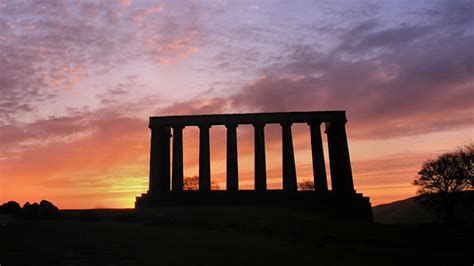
xmin=1 ymin=204 xmax=473 ymax=266
xmin=373 ymin=192 xmax=474 ymax=224
xmin=373 ymin=196 xmax=440 ymax=224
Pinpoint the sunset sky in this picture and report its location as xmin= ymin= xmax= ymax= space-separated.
xmin=0 ymin=0 xmax=473 ymax=209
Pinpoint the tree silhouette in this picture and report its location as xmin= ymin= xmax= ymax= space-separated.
xmin=459 ymin=144 xmax=474 ymax=187
xmin=183 ymin=176 xmax=220 ymax=190
xmin=413 ymin=144 xmax=473 ymax=222
xmin=297 ymin=180 xmax=315 ymax=191
xmin=414 ymin=144 xmax=473 ymax=194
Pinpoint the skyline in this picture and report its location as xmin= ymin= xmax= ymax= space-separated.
xmin=1 ymin=0 xmax=473 ymax=208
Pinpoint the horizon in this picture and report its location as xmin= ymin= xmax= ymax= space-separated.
xmin=1 ymin=0 xmax=473 ymax=209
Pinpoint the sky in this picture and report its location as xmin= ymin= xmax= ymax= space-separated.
xmin=0 ymin=0 xmax=473 ymax=209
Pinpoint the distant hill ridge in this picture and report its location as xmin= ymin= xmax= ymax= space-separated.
xmin=373 ymin=196 xmax=440 ymax=224
xmin=373 ymin=191 xmax=474 ymax=224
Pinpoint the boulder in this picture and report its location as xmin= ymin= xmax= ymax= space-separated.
xmin=39 ymin=200 xmax=59 ymax=218
xmin=22 ymin=202 xmax=39 ymax=218
xmin=22 ymin=201 xmax=31 ymax=210
xmin=1 ymin=201 xmax=22 ymax=214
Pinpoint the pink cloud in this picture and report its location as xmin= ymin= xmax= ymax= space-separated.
xmin=1 ymin=0 xmax=473 ymax=209
xmin=0 ymin=1 xmax=203 ymax=124
xmin=131 ymin=4 xmax=164 ymax=24
xmin=120 ymin=0 xmax=134 ymax=9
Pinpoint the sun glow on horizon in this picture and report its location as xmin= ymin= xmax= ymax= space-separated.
xmin=1 ymin=0 xmax=473 ymax=209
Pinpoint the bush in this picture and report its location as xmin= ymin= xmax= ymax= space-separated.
xmin=1 ymin=201 xmax=22 ymax=214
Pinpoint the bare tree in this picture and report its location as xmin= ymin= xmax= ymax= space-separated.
xmin=413 ymin=144 xmax=473 ymax=222
xmin=414 ymin=144 xmax=473 ymax=195
xmin=458 ymin=144 xmax=474 ymax=187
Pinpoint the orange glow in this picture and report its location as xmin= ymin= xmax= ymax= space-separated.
xmin=1 ymin=114 xmax=471 ymax=209
xmin=0 ymin=0 xmax=472 ymax=210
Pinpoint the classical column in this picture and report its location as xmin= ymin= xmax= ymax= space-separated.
xmin=281 ymin=122 xmax=297 ymax=191
xmin=325 ymin=120 xmax=355 ymax=193
xmin=253 ymin=123 xmax=267 ymax=191
xmin=199 ymin=124 xmax=211 ymax=191
xmin=149 ymin=127 xmax=159 ymax=194
xmin=149 ymin=126 xmax=171 ymax=194
xmin=226 ymin=123 xmax=239 ymax=191
xmin=308 ymin=122 xmax=328 ymax=191
xmin=172 ymin=125 xmax=184 ymax=191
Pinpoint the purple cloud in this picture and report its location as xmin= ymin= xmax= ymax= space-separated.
xmin=0 ymin=0 xmax=204 ymax=124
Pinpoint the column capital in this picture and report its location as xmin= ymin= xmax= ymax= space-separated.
xmin=152 ymin=126 xmax=172 ymax=137
xmin=324 ymin=119 xmax=348 ymax=134
xmin=307 ymin=120 xmax=322 ymax=126
xmin=198 ymin=123 xmax=212 ymax=129
xmin=325 ymin=119 xmax=347 ymax=127
xmin=225 ymin=123 xmax=239 ymax=129
xmin=252 ymin=122 xmax=266 ymax=128
xmin=172 ymin=125 xmax=185 ymax=130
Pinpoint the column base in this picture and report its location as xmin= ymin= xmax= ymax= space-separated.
xmin=135 ymin=190 xmax=372 ymax=222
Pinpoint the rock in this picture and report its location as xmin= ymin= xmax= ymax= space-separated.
xmin=39 ymin=200 xmax=59 ymax=218
xmin=30 ymin=203 xmax=40 ymax=216
xmin=22 ymin=201 xmax=31 ymax=210
xmin=1 ymin=201 xmax=22 ymax=214
xmin=22 ymin=202 xmax=39 ymax=218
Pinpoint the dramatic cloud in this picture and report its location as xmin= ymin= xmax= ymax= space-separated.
xmin=200 ymin=0 xmax=474 ymax=140
xmin=1 ymin=0 xmax=472 ymax=208
xmin=0 ymin=0 xmax=202 ymax=124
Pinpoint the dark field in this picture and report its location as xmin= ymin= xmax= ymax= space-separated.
xmin=0 ymin=206 xmax=472 ymax=266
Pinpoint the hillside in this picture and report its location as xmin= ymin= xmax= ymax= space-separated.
xmin=373 ymin=196 xmax=441 ymax=224
xmin=1 ymin=205 xmax=473 ymax=266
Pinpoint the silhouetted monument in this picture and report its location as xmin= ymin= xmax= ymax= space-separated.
xmin=136 ymin=111 xmax=372 ymax=221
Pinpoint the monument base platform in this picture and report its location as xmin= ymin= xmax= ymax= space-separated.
xmin=135 ymin=190 xmax=372 ymax=222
